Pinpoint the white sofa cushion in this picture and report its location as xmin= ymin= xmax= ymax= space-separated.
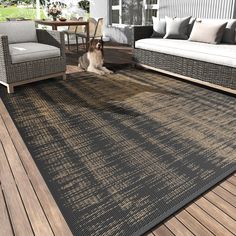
xmin=9 ymin=43 xmax=61 ymax=64
xmin=0 ymin=21 xmax=37 ymax=44
xmin=135 ymin=38 xmax=236 ymax=68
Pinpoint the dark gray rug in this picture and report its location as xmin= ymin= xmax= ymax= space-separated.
xmin=1 ymin=68 xmax=236 ymax=236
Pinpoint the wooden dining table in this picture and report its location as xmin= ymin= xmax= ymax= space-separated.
xmin=35 ymin=20 xmax=90 ymax=51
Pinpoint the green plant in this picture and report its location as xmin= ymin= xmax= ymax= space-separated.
xmin=0 ymin=6 xmax=46 ymax=22
xmin=78 ymin=0 xmax=89 ymax=13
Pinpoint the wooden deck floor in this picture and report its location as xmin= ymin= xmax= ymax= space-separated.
xmin=0 ymin=44 xmax=235 ymax=236
xmin=0 ymin=100 xmax=73 ymax=236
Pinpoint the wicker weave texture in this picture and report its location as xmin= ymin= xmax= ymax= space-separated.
xmin=133 ymin=49 xmax=236 ymax=90
xmin=132 ymin=26 xmax=153 ymax=48
xmin=0 ymin=35 xmax=11 ymax=83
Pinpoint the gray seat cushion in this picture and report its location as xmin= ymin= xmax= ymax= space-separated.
xmin=0 ymin=21 xmax=37 ymax=44
xmin=135 ymin=38 xmax=236 ymax=68
xmin=9 ymin=42 xmax=61 ymax=64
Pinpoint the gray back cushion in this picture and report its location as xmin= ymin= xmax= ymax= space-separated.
xmin=0 ymin=21 xmax=37 ymax=44
xmin=223 ymin=20 xmax=236 ymax=44
xmin=189 ymin=21 xmax=227 ymax=44
xmin=151 ymin=17 xmax=166 ymax=38
xmin=164 ymin=16 xmax=191 ymax=39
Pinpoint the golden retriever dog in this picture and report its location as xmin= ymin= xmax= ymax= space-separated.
xmin=78 ymin=39 xmax=113 ymax=75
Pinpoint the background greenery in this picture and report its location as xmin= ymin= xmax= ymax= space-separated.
xmin=0 ymin=0 xmax=90 ymax=21
xmin=0 ymin=6 xmax=45 ymax=21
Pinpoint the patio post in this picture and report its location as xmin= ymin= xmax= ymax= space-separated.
xmin=36 ymin=0 xmax=41 ymax=19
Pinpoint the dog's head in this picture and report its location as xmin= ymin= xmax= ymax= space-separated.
xmin=89 ymin=39 xmax=103 ymax=52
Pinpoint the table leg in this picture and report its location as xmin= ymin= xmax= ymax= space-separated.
xmin=52 ymin=25 xmax=57 ymax=30
xmin=86 ymin=23 xmax=89 ymax=51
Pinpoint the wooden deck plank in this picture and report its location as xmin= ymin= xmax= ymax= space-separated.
xmin=175 ymin=209 xmax=213 ymax=236
xmin=221 ymin=181 xmax=236 ymax=196
xmin=195 ymin=197 xmax=236 ymax=234
xmin=212 ymin=185 xmax=236 ymax=207
xmin=186 ymin=203 xmax=234 ymax=236
xmin=0 ymin=100 xmax=73 ymax=236
xmin=0 ymin=141 xmax=33 ymax=236
xmin=204 ymin=191 xmax=236 ymax=220
xmin=0 ymin=115 xmax=54 ymax=236
xmin=144 ymin=232 xmax=155 ymax=236
xmin=0 ymin=184 xmax=14 ymax=236
xmin=152 ymin=224 xmax=174 ymax=236
xmin=164 ymin=217 xmax=194 ymax=236
xmin=227 ymin=176 xmax=236 ymax=186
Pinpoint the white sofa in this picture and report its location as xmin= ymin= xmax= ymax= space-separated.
xmin=132 ymin=25 xmax=236 ymax=94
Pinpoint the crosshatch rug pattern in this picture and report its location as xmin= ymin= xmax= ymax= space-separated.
xmin=1 ymin=68 xmax=236 ymax=236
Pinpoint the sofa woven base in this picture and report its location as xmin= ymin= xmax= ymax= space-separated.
xmin=133 ymin=48 xmax=236 ymax=92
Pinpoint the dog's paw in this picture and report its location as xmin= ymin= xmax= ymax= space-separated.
xmin=99 ymin=71 xmax=106 ymax=75
xmin=104 ymin=69 xmax=114 ymax=74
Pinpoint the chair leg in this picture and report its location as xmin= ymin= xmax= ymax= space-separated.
xmin=67 ymin=33 xmax=70 ymax=51
xmin=7 ymin=84 xmax=14 ymax=93
xmin=62 ymin=73 xmax=67 ymax=81
xmin=82 ymin=37 xmax=86 ymax=50
xmin=76 ymin=35 xmax=79 ymax=53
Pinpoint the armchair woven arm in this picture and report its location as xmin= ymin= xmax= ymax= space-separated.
xmin=0 ymin=35 xmax=12 ymax=83
xmin=132 ymin=26 xmax=153 ymax=48
xmin=36 ymin=29 xmax=66 ymax=57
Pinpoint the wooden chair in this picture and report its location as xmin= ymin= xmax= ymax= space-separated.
xmin=76 ymin=18 xmax=104 ymax=52
xmin=64 ymin=17 xmax=83 ymax=51
xmin=94 ymin=18 xmax=104 ymax=40
xmin=74 ymin=17 xmax=86 ymax=52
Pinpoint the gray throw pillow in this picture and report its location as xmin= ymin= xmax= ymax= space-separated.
xmin=189 ymin=21 xmax=227 ymax=44
xmin=151 ymin=17 xmax=166 ymax=38
xmin=222 ymin=20 xmax=236 ymax=44
xmin=164 ymin=16 xmax=191 ymax=39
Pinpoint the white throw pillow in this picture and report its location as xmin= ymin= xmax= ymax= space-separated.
xmin=198 ymin=19 xmax=236 ymax=44
xmin=189 ymin=21 xmax=227 ymax=44
xmin=151 ymin=17 xmax=166 ymax=38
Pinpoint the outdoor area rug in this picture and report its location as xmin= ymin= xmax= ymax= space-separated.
xmin=0 ymin=68 xmax=236 ymax=236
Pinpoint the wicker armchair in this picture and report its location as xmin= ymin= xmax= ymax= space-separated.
xmin=0 ymin=21 xmax=66 ymax=93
